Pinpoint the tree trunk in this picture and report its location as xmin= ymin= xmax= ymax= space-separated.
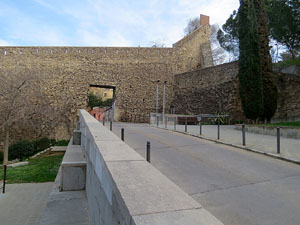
xmin=3 ymin=126 xmax=9 ymax=165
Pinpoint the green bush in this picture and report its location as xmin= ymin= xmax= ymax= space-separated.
xmin=54 ymin=140 xmax=69 ymax=146
xmin=9 ymin=140 xmax=34 ymax=161
xmin=32 ymin=137 xmax=51 ymax=153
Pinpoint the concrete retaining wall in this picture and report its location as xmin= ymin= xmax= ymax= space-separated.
xmin=79 ymin=109 xmax=224 ymax=225
xmin=235 ymin=125 xmax=300 ymax=139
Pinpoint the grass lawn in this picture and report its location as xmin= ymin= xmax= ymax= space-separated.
xmin=0 ymin=152 xmax=64 ymax=184
xmin=258 ymin=121 xmax=300 ymax=127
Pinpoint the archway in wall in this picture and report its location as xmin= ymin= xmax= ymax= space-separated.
xmin=88 ymin=84 xmax=116 ymax=122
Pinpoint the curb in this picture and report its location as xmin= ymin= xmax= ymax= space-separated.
xmin=152 ymin=125 xmax=300 ymax=166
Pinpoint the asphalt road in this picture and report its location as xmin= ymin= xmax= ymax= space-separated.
xmin=109 ymin=122 xmax=300 ymax=225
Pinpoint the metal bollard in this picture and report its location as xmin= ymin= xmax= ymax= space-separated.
xmin=277 ymin=127 xmax=280 ymax=154
xmin=174 ymin=117 xmax=176 ymax=131
xmin=165 ymin=117 xmax=167 ymax=128
xmin=103 ymin=117 xmax=105 ymax=126
xmin=185 ymin=117 xmax=187 ymax=132
xmin=110 ymin=121 xmax=112 ymax=131
xmin=2 ymin=165 xmax=7 ymax=193
xmin=199 ymin=121 xmax=202 ymax=135
xmin=146 ymin=141 xmax=151 ymax=163
xmin=156 ymin=116 xmax=159 ymax=127
xmin=217 ymin=119 xmax=220 ymax=139
xmin=121 ymin=128 xmax=124 ymax=141
xmin=242 ymin=124 xmax=246 ymax=146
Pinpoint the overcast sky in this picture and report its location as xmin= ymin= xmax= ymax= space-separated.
xmin=0 ymin=0 xmax=239 ymax=47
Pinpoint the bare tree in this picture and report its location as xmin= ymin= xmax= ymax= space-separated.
xmin=184 ymin=17 xmax=200 ymax=35
xmin=151 ymin=39 xmax=167 ymax=48
xmin=210 ymin=24 xmax=227 ymax=65
xmin=0 ymin=67 xmax=58 ymax=165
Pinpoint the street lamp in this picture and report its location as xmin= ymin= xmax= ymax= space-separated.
xmin=156 ymin=80 xmax=160 ymax=124
xmin=162 ymin=81 xmax=167 ymax=125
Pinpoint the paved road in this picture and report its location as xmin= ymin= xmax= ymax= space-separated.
xmin=108 ymin=122 xmax=300 ymax=225
xmin=0 ymin=182 xmax=53 ymax=225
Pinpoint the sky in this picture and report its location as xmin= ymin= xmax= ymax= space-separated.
xmin=0 ymin=0 xmax=239 ymax=47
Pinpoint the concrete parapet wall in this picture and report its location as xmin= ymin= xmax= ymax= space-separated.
xmin=79 ymin=109 xmax=224 ymax=225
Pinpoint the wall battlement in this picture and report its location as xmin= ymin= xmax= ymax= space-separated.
xmin=0 ymin=46 xmax=174 ymax=59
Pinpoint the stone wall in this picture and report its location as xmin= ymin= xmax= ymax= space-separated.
xmin=172 ymin=62 xmax=243 ymax=119
xmin=274 ymin=73 xmax=300 ymax=122
xmin=172 ymin=61 xmax=300 ymax=122
xmin=0 ymin=23 xmax=212 ymax=148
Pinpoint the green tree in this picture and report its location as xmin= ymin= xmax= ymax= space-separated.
xmin=219 ymin=0 xmax=300 ymax=60
xmin=254 ymin=0 xmax=278 ymax=121
xmin=217 ymin=10 xmax=239 ymax=61
xmin=238 ymin=0 xmax=264 ymax=120
xmin=267 ymin=0 xmax=300 ymax=59
xmin=88 ymin=93 xmax=103 ymax=108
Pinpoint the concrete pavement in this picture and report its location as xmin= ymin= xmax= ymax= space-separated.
xmin=0 ymin=182 xmax=53 ymax=225
xmin=159 ymin=124 xmax=300 ymax=162
xmin=108 ymin=122 xmax=300 ymax=225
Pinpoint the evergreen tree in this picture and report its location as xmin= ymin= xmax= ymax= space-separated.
xmin=238 ymin=0 xmax=264 ymax=120
xmin=254 ymin=0 xmax=278 ymax=121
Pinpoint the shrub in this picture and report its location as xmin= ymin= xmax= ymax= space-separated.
xmin=32 ymin=137 xmax=51 ymax=153
xmin=55 ymin=140 xmax=69 ymax=146
xmin=9 ymin=140 xmax=34 ymax=161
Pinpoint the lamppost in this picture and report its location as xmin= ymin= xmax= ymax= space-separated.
xmin=162 ymin=81 xmax=167 ymax=125
xmin=155 ymin=80 xmax=160 ymax=124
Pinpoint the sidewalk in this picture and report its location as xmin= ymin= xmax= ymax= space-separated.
xmin=0 ymin=182 xmax=53 ymax=225
xmin=156 ymin=124 xmax=300 ymax=163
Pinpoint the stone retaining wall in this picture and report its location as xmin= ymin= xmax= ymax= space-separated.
xmin=79 ymin=109 xmax=224 ymax=225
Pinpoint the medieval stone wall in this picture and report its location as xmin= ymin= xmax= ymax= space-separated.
xmin=171 ymin=62 xmax=243 ymax=118
xmin=274 ymin=73 xmax=300 ymax=121
xmin=0 ymin=24 xmax=213 ymax=149
xmin=172 ymin=61 xmax=300 ymax=122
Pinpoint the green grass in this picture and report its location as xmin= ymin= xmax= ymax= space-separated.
xmin=0 ymin=153 xmax=64 ymax=184
xmin=54 ymin=139 xmax=69 ymax=146
xmin=258 ymin=121 xmax=300 ymax=127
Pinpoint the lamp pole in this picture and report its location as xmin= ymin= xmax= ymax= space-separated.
xmin=162 ymin=81 xmax=167 ymax=125
xmin=156 ymin=80 xmax=160 ymax=124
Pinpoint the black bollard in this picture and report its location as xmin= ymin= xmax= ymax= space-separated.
xmin=174 ymin=117 xmax=176 ymax=131
xmin=103 ymin=117 xmax=105 ymax=126
xmin=146 ymin=141 xmax=151 ymax=163
xmin=200 ymin=121 xmax=202 ymax=135
xmin=110 ymin=121 xmax=112 ymax=131
xmin=156 ymin=116 xmax=159 ymax=127
xmin=242 ymin=124 xmax=246 ymax=146
xmin=185 ymin=117 xmax=187 ymax=132
xmin=217 ymin=119 xmax=220 ymax=139
xmin=121 ymin=128 xmax=124 ymax=141
xmin=3 ymin=165 xmax=7 ymax=193
xmin=277 ymin=127 xmax=280 ymax=154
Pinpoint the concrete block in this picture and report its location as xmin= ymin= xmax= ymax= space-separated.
xmin=7 ymin=161 xmax=29 ymax=167
xmin=73 ymin=130 xmax=81 ymax=145
xmin=60 ymin=145 xmax=86 ymax=191
xmin=61 ymin=166 xmax=86 ymax=191
xmin=132 ymin=208 xmax=224 ymax=225
xmin=51 ymin=146 xmax=67 ymax=152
